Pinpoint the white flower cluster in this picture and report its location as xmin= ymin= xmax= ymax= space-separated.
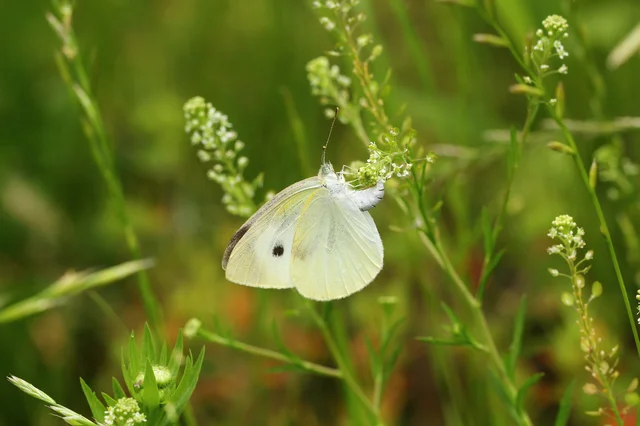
xmin=307 ymin=56 xmax=352 ymax=101
xmin=547 ymin=214 xmax=593 ymax=267
xmin=184 ymin=96 xmax=261 ymax=217
xmin=104 ymin=398 xmax=146 ymax=426
xmin=529 ymin=15 xmax=570 ymax=79
xmin=312 ymin=0 xmax=361 ymax=15
xmin=184 ymin=97 xmax=247 ymax=185
xmin=355 ymin=128 xmax=419 ymax=186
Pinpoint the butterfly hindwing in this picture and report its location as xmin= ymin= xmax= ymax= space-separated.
xmin=222 ymin=177 xmax=322 ymax=289
xmin=290 ymin=188 xmax=383 ymax=300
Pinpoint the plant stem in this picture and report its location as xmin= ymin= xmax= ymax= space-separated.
xmin=307 ymin=304 xmax=384 ymax=425
xmin=196 ymin=328 xmax=343 ymax=379
xmin=434 ymin=236 xmax=533 ymax=426
xmin=569 ymin=265 xmax=624 ymax=425
xmin=552 ymin=114 xmax=640 ymax=358
xmin=47 ymin=5 xmax=163 ymax=334
xmin=477 ymin=101 xmax=540 ymax=302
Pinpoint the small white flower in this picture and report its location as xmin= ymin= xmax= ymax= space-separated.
xmin=549 ymin=98 xmax=557 ymax=105
xmin=523 ymin=76 xmax=533 ymax=84
xmin=197 ymin=150 xmax=211 ymax=162
xmin=558 ymin=64 xmax=568 ymax=74
xmin=547 ymin=245 xmax=562 ymax=254
xmin=540 ymin=64 xmax=549 ymax=71
xmin=585 ymin=250 xmax=594 ymax=260
xmin=320 ymin=17 xmax=335 ymax=31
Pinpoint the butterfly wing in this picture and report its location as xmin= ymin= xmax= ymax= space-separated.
xmin=222 ymin=177 xmax=322 ymax=289
xmin=290 ymin=188 xmax=383 ymax=301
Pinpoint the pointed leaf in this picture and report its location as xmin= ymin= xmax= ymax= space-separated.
xmin=79 ymin=378 xmax=106 ymax=423
xmin=271 ymin=320 xmax=295 ymax=359
xmin=506 ymin=295 xmax=528 ymax=379
xmin=112 ymin=378 xmax=126 ymax=399
xmin=168 ymin=330 xmax=184 ymax=377
xmin=364 ymin=336 xmax=380 ymax=381
xmin=554 ymin=380 xmax=575 ymax=426
xmin=481 ymin=207 xmax=494 ymax=255
xmin=170 ymin=348 xmax=205 ymax=413
xmin=516 ymin=372 xmax=544 ymax=413
xmin=383 ymin=344 xmax=403 ymax=386
xmin=143 ymin=359 xmax=160 ymax=409
xmin=101 ymin=392 xmax=117 ymax=407
xmin=142 ymin=323 xmax=156 ymax=363
xmin=128 ymin=331 xmax=139 ymax=377
xmin=121 ymin=347 xmax=136 ymax=397
xmin=381 ymin=318 xmax=405 ymax=355
xmin=478 ymin=249 xmax=506 ymax=300
xmin=159 ymin=342 xmax=168 ymax=365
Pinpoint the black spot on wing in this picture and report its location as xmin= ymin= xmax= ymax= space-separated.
xmin=272 ymin=242 xmax=284 ymax=257
xmin=222 ymin=223 xmax=251 ymax=269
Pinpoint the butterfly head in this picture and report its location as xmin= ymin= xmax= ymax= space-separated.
xmin=319 ymin=161 xmax=335 ymax=177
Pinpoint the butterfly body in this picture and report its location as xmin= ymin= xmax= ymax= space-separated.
xmin=222 ymin=163 xmax=384 ymax=301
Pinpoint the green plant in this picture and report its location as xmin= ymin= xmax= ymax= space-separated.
xmin=9 ymin=325 xmax=204 ymax=426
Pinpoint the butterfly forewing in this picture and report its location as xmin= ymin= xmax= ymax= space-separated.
xmin=290 ymin=188 xmax=383 ymax=300
xmin=223 ymin=178 xmax=322 ymax=288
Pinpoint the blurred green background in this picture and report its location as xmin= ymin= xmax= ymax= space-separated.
xmin=2 ymin=0 xmax=640 ymax=424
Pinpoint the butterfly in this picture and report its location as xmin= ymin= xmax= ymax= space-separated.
xmin=221 ymin=146 xmax=384 ymax=301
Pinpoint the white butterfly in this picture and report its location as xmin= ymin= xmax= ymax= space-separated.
xmin=221 ymin=157 xmax=384 ymax=301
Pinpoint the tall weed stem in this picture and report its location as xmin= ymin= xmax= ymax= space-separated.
xmin=46 ymin=2 xmax=163 ymax=333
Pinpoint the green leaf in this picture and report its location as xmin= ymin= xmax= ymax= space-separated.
xmin=364 ymin=336 xmax=380 ymax=380
xmin=170 ymin=348 xmax=205 ymax=413
xmin=159 ymin=342 xmax=168 ymax=365
xmin=506 ymin=295 xmax=528 ymax=379
xmin=271 ymin=320 xmax=295 ymax=359
xmin=142 ymin=323 xmax=157 ymax=363
xmin=516 ymin=373 xmax=544 ymax=414
xmin=101 ymin=392 xmax=117 ymax=407
xmin=112 ymin=378 xmax=126 ymax=399
xmin=478 ymin=249 xmax=505 ymax=301
xmin=121 ymin=347 xmax=136 ymax=397
xmin=554 ymin=380 xmax=575 ymax=426
xmin=380 ymin=318 xmax=405 ymax=356
xmin=0 ymin=259 xmax=153 ymax=324
xmin=481 ymin=207 xmax=494 ymax=256
xmin=383 ymin=344 xmax=403 ymax=386
xmin=79 ymin=378 xmax=106 ymax=423
xmin=168 ymin=330 xmax=184 ymax=377
xmin=143 ymin=359 xmax=160 ymax=409
xmin=128 ymin=331 xmax=140 ymax=377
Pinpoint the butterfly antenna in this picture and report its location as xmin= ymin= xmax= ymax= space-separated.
xmin=321 ymin=107 xmax=339 ymax=166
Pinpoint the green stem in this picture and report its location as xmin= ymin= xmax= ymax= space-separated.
xmin=196 ymin=328 xmax=342 ymax=379
xmin=307 ymin=304 xmax=384 ymax=425
xmin=552 ymin=113 xmax=640 ymax=358
xmin=434 ymin=236 xmax=533 ymax=426
xmin=48 ymin=5 xmax=163 ymax=334
xmin=477 ymin=101 xmax=540 ymax=302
